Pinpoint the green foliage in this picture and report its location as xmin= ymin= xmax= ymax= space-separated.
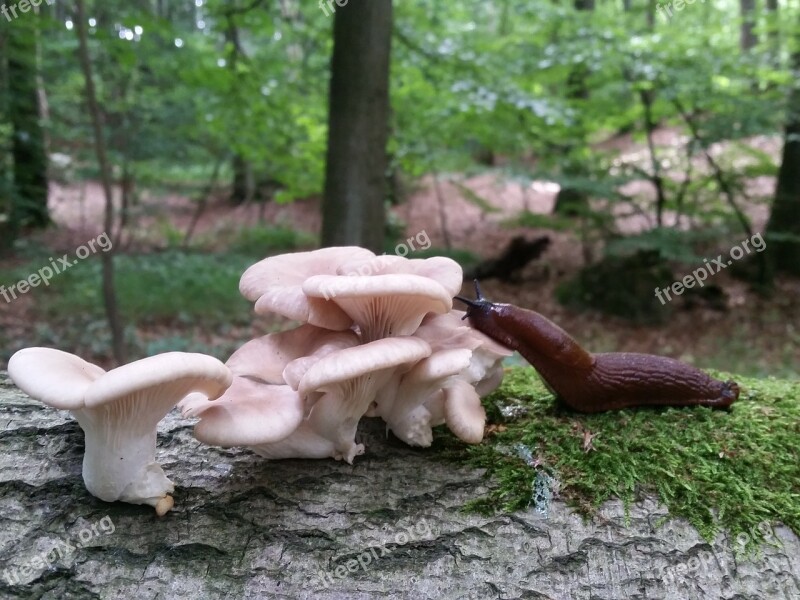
xmin=0 ymin=251 xmax=253 ymax=325
xmin=1 ymin=0 xmax=790 ymax=237
xmin=459 ymin=367 xmax=800 ymax=545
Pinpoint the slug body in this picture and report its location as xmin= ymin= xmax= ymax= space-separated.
xmin=455 ymin=283 xmax=739 ymax=413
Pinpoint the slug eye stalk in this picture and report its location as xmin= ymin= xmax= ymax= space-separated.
xmin=455 ymin=280 xmax=491 ymax=318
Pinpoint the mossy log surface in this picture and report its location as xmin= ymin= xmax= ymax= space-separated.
xmin=0 ymin=372 xmax=798 ymax=600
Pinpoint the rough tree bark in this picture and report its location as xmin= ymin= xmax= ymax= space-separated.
xmin=321 ymin=0 xmax=393 ymax=254
xmin=0 ymin=374 xmax=799 ymax=599
xmin=8 ymin=17 xmax=49 ymax=233
xmin=74 ymin=0 xmax=126 ymax=365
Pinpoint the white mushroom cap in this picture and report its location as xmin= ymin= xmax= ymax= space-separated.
xmin=8 ymin=348 xmax=232 ymax=515
xmin=443 ymin=378 xmax=486 ymax=444
xmin=302 ymin=274 xmax=453 ymax=341
xmin=225 ymin=324 xmax=359 ymax=384
xmin=336 ymin=255 xmax=464 ymax=298
xmin=8 ymin=347 xmax=106 ymax=410
xmin=188 ymin=377 xmax=304 ymax=447
xmin=424 ymin=389 xmax=446 ymax=426
xmin=297 ymin=336 xmax=432 ymax=399
xmin=239 ymin=247 xmax=375 ymax=329
xmin=281 ymin=330 xmax=361 ymax=392
xmin=84 ymin=352 xmax=232 ymax=415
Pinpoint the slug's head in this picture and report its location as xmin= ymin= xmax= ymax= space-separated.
xmin=454 ymin=280 xmax=496 ymax=320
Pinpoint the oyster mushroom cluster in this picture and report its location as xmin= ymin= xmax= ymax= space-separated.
xmin=5 ymin=246 xmax=510 ymax=515
xmin=182 ymin=247 xmax=511 ymax=463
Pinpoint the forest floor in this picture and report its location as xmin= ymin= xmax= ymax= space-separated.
xmin=0 ymin=129 xmax=797 ymax=377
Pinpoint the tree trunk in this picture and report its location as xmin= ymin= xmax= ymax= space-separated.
xmin=1 ymin=373 xmax=799 ymax=599
xmin=765 ymin=49 xmax=800 ymax=276
xmin=230 ymin=153 xmax=250 ymax=205
xmin=765 ymin=0 xmax=780 ymax=69
xmin=740 ymin=0 xmax=758 ymax=52
xmin=225 ymin=18 xmax=251 ymax=206
xmin=74 ymin=0 xmax=126 ymax=365
xmin=554 ymin=0 xmax=595 ymax=219
xmin=321 ymin=0 xmax=393 ymax=253
xmin=8 ymin=19 xmax=49 ymax=232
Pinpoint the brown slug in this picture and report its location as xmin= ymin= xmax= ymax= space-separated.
xmin=455 ymin=281 xmax=739 ymax=413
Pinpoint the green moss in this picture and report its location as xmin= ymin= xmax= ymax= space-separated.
xmin=458 ymin=367 xmax=800 ymax=545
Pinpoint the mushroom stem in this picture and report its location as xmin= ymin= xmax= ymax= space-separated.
xmin=76 ymin=412 xmax=175 ymax=513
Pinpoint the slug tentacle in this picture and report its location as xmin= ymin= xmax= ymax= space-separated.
xmin=455 ymin=284 xmax=739 ymax=413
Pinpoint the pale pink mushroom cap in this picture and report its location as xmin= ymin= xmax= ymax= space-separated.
xmin=190 ymin=377 xmax=304 ymax=447
xmin=336 ymin=255 xmax=464 ymax=298
xmin=8 ymin=347 xmax=106 ymax=410
xmin=225 ymin=324 xmax=359 ymax=385
xmin=239 ymin=247 xmax=375 ymax=329
xmin=302 ymin=274 xmax=453 ymax=341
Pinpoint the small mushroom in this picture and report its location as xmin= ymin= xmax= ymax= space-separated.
xmin=239 ymin=247 xmax=375 ymax=329
xmin=8 ymin=348 xmax=232 ymax=515
xmin=416 ymin=309 xmax=512 ymax=396
xmin=373 ymin=348 xmax=473 ymax=447
xmin=256 ymin=337 xmax=432 ymax=462
xmin=442 ymin=378 xmax=486 ymax=444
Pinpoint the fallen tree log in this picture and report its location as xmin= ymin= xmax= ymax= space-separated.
xmin=0 ymin=372 xmax=798 ymax=600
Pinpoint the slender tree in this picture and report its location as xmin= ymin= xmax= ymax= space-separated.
xmin=740 ymin=0 xmax=758 ymax=53
xmin=553 ymin=0 xmax=595 ymax=218
xmin=74 ymin=0 xmax=126 ymax=364
xmin=765 ymin=52 xmax=800 ymax=277
xmin=321 ymin=0 xmax=393 ymax=253
xmin=225 ymin=14 xmax=250 ymax=205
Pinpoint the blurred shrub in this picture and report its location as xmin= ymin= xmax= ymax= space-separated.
xmin=16 ymin=251 xmax=254 ymax=326
xmin=557 ymin=249 xmax=675 ymax=324
xmin=224 ymin=226 xmax=317 ymax=257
